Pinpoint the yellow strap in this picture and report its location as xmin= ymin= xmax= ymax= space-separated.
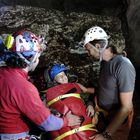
xmin=47 ymin=93 xmax=81 ymax=106
xmin=54 ymin=124 xmax=98 ymax=140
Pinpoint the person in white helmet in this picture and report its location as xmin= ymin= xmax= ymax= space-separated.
xmin=0 ymin=30 xmax=82 ymax=140
xmin=82 ymin=26 xmax=136 ymax=140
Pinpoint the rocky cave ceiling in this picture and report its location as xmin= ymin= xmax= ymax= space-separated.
xmin=0 ymin=0 xmax=140 ymax=73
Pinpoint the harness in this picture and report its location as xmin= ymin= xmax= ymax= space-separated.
xmin=45 ymin=83 xmax=98 ymax=140
xmin=54 ymin=124 xmax=97 ymax=140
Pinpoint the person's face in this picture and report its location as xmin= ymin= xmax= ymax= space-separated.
xmin=84 ymin=43 xmax=113 ymax=61
xmin=84 ymin=43 xmax=100 ymax=59
xmin=54 ymin=71 xmax=68 ymax=84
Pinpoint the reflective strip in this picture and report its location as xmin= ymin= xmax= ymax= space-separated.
xmin=54 ymin=124 xmax=98 ymax=140
xmin=47 ymin=93 xmax=81 ymax=107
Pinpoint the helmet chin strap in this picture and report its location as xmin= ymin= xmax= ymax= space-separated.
xmin=99 ymin=39 xmax=108 ymax=62
xmin=17 ymin=52 xmax=40 ymax=66
xmin=99 ymin=49 xmax=103 ymax=62
xmin=17 ymin=52 xmax=31 ymax=65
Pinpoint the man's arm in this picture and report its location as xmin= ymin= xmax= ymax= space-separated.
xmin=104 ymin=91 xmax=133 ymax=135
xmin=90 ymin=91 xmax=133 ymax=140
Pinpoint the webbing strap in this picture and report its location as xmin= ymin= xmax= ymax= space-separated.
xmin=54 ymin=124 xmax=98 ymax=140
xmin=47 ymin=93 xmax=81 ymax=106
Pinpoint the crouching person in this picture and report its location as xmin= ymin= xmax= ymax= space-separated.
xmin=0 ymin=31 xmax=82 ymax=140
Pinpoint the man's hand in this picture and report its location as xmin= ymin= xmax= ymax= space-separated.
xmin=65 ymin=111 xmax=82 ymax=126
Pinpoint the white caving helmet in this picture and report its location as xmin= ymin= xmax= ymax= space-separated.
xmin=83 ymin=26 xmax=110 ymax=61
